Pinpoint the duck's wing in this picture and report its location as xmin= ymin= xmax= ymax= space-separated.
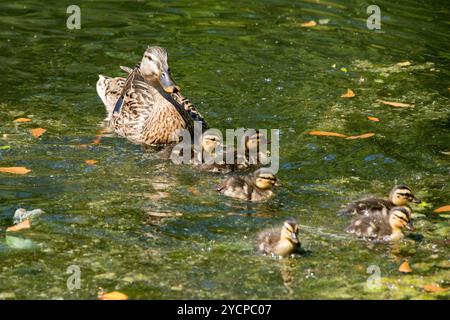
xmin=339 ymin=198 xmax=391 ymax=216
xmin=171 ymin=92 xmax=208 ymax=130
xmin=121 ymin=64 xmax=208 ymax=130
xmin=113 ymin=66 xmax=142 ymax=115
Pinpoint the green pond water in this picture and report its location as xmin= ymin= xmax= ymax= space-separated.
xmin=0 ymin=0 xmax=449 ymax=299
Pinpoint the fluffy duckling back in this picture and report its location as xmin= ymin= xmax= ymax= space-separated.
xmin=346 ymin=206 xmax=414 ymax=241
xmin=258 ymin=219 xmax=300 ymax=258
xmin=339 ymin=185 xmax=420 ymax=216
xmin=216 ymin=168 xmax=277 ymax=201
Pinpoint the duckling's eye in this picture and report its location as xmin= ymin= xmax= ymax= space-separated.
xmin=168 ymin=68 xmax=171 ymax=73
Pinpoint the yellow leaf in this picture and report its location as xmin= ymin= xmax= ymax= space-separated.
xmin=308 ymin=131 xmax=348 ymax=138
xmin=99 ymin=291 xmax=128 ymax=300
xmin=434 ymin=205 xmax=450 ymax=213
xmin=398 ymin=260 xmax=412 ymax=273
xmin=345 ymin=133 xmax=375 ymax=140
xmin=423 ymin=284 xmax=448 ymax=293
xmin=85 ymin=159 xmax=98 ymax=165
xmin=13 ymin=118 xmax=32 ymax=123
xmin=0 ymin=167 xmax=31 ymax=175
xmin=367 ymin=116 xmax=380 ymax=122
xmin=341 ymin=88 xmax=355 ymax=98
xmin=376 ymin=99 xmax=413 ymax=108
xmin=31 ymin=128 xmax=47 ymax=138
xmin=301 ymin=20 xmax=317 ymax=27
xmin=6 ymin=220 xmax=31 ymax=232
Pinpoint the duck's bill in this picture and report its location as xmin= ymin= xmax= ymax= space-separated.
xmin=412 ymin=197 xmax=421 ymax=204
xmin=406 ymin=222 xmax=415 ymax=231
xmin=159 ymin=72 xmax=180 ymax=93
xmin=291 ymin=232 xmax=299 ymax=243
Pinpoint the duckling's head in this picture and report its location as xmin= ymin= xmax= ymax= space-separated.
xmin=201 ymin=133 xmax=222 ymax=154
xmin=389 ymin=206 xmax=414 ymax=231
xmin=244 ymin=131 xmax=268 ymax=152
xmin=140 ymin=46 xmax=179 ymax=93
xmin=280 ymin=219 xmax=300 ymax=244
xmin=389 ymin=185 xmax=421 ymax=206
xmin=254 ymin=169 xmax=277 ymax=190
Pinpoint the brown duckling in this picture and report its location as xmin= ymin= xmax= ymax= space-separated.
xmin=346 ymin=206 xmax=414 ymax=241
xmin=216 ymin=168 xmax=277 ymax=201
xmin=258 ymin=219 xmax=301 ymax=258
xmin=339 ymin=185 xmax=420 ymax=216
xmin=234 ymin=131 xmax=270 ymax=170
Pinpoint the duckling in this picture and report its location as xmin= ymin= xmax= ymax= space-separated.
xmin=233 ymin=131 xmax=271 ymax=170
xmin=108 ymin=46 xmax=207 ymax=145
xmin=339 ymin=185 xmax=420 ymax=216
xmin=258 ymin=219 xmax=301 ymax=258
xmin=96 ymin=75 xmax=126 ymax=122
xmin=216 ymin=168 xmax=277 ymax=201
xmin=346 ymin=206 xmax=414 ymax=241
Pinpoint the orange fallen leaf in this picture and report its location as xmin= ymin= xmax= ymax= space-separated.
xmin=0 ymin=167 xmax=31 ymax=175
xmin=308 ymin=131 xmax=348 ymax=138
xmin=376 ymin=99 xmax=413 ymax=108
xmin=6 ymin=219 xmax=31 ymax=232
xmin=85 ymin=160 xmax=98 ymax=165
xmin=434 ymin=205 xmax=450 ymax=213
xmin=99 ymin=291 xmax=128 ymax=300
xmin=301 ymin=20 xmax=317 ymax=27
xmin=398 ymin=260 xmax=412 ymax=273
xmin=341 ymin=89 xmax=355 ymax=98
xmin=345 ymin=133 xmax=375 ymax=140
xmin=31 ymin=128 xmax=47 ymax=138
xmin=423 ymin=284 xmax=448 ymax=293
xmin=367 ymin=116 xmax=380 ymax=122
xmin=13 ymin=117 xmax=32 ymax=123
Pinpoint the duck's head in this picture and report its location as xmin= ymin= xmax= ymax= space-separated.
xmin=244 ymin=131 xmax=268 ymax=152
xmin=389 ymin=185 xmax=421 ymax=206
xmin=254 ymin=169 xmax=277 ymax=190
xmin=389 ymin=206 xmax=414 ymax=232
xmin=280 ymin=219 xmax=300 ymax=244
xmin=201 ymin=133 xmax=222 ymax=154
xmin=140 ymin=46 xmax=179 ymax=94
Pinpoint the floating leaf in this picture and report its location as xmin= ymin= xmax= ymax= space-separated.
xmin=6 ymin=219 xmax=31 ymax=232
xmin=308 ymin=131 xmax=348 ymax=138
xmin=376 ymin=99 xmax=413 ymax=108
xmin=85 ymin=159 xmax=98 ymax=165
xmin=423 ymin=284 xmax=448 ymax=293
xmin=0 ymin=145 xmax=11 ymax=150
xmin=345 ymin=133 xmax=375 ymax=140
xmin=434 ymin=205 xmax=450 ymax=213
xmin=341 ymin=88 xmax=355 ymax=98
xmin=99 ymin=291 xmax=128 ymax=300
xmin=340 ymin=67 xmax=348 ymax=72
xmin=367 ymin=116 xmax=380 ymax=122
xmin=13 ymin=118 xmax=32 ymax=123
xmin=418 ymin=201 xmax=432 ymax=208
xmin=0 ymin=167 xmax=31 ymax=175
xmin=31 ymin=128 xmax=46 ymax=138
xmin=440 ymin=151 xmax=450 ymax=155
xmin=318 ymin=18 xmax=330 ymax=25
xmin=301 ymin=20 xmax=317 ymax=27
xmin=399 ymin=260 xmax=412 ymax=273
